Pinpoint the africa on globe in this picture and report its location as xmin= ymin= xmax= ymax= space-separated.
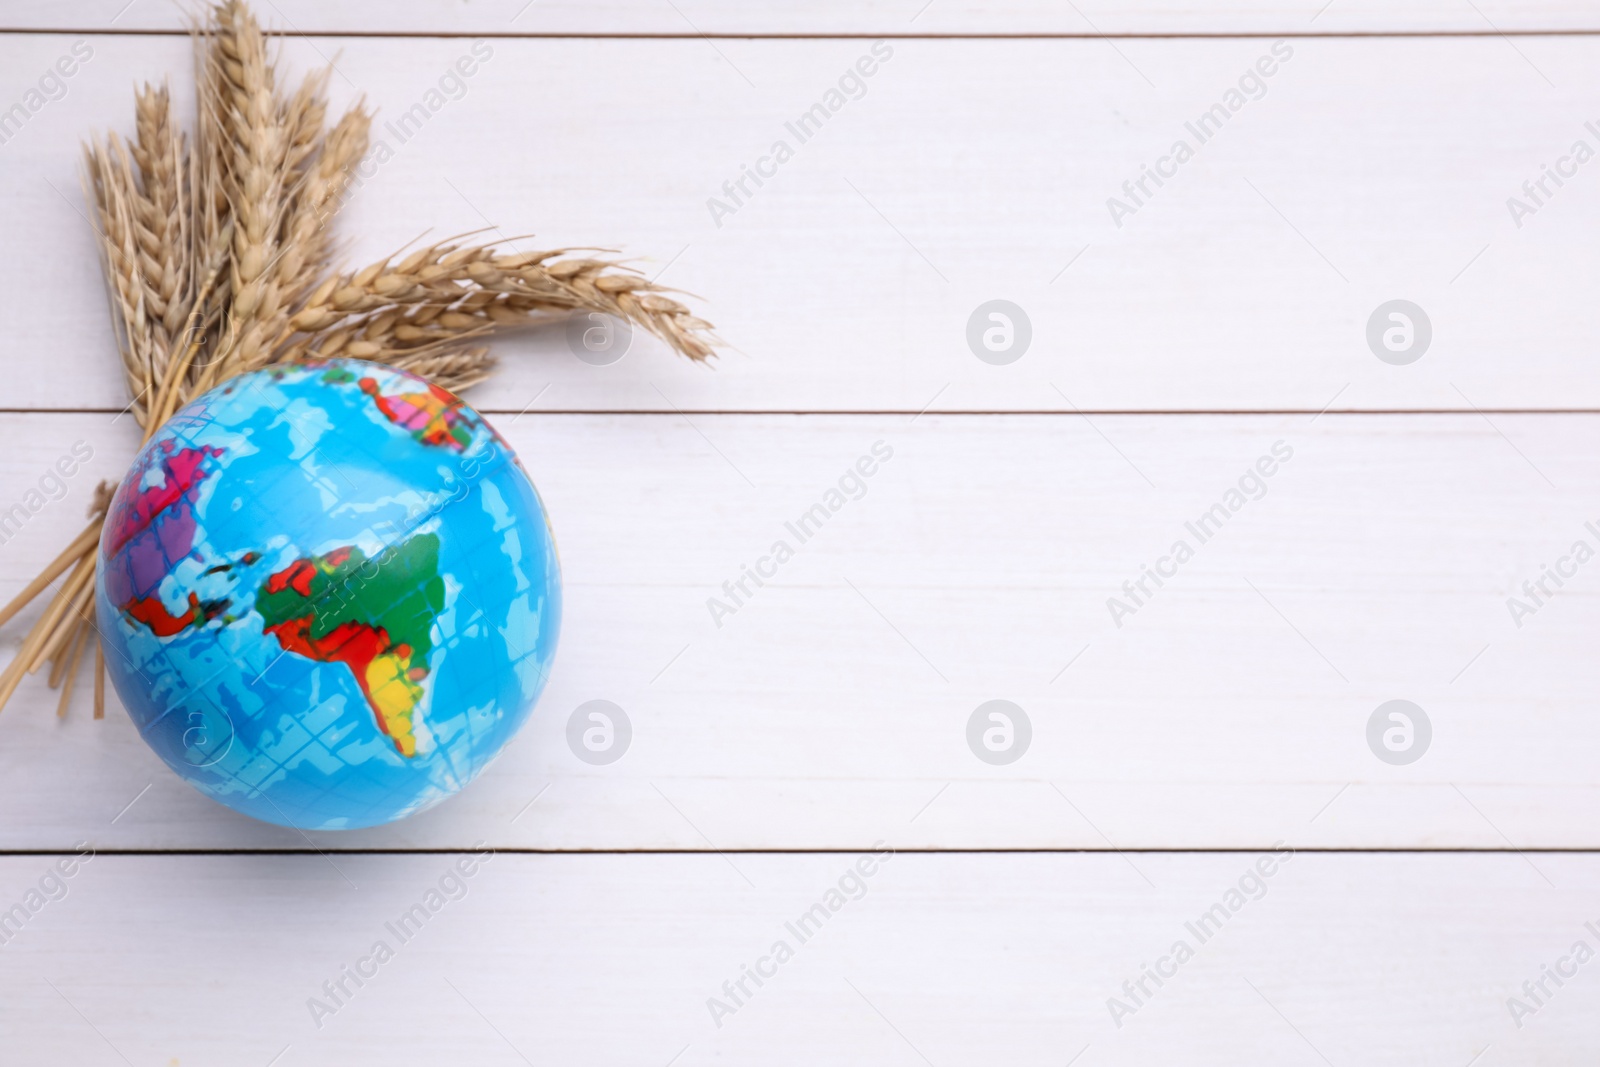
xmin=95 ymin=359 xmax=561 ymax=830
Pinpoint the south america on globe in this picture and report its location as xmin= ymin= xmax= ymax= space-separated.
xmin=95 ymin=359 xmax=561 ymax=830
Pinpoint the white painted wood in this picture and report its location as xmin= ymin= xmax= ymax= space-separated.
xmin=5 ymin=0 xmax=1598 ymax=35
xmin=2 ymin=9 xmax=1589 ymax=1053
xmin=5 ymin=33 xmax=1600 ymax=413
xmin=2 ymin=411 xmax=1595 ymax=850
xmin=0 ymin=850 xmax=1594 ymax=1064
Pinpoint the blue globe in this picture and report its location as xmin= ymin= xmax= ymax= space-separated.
xmin=95 ymin=359 xmax=561 ymax=830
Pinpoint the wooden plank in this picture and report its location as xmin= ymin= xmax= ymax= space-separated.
xmin=0 ymin=851 xmax=1594 ymax=1063
xmin=4 ymin=0 xmax=1598 ymax=35
xmin=1 ymin=410 xmax=1595 ymax=850
xmin=5 ymin=34 xmax=1600 ymax=413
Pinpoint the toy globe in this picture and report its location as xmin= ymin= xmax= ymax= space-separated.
xmin=95 ymin=360 xmax=561 ymax=830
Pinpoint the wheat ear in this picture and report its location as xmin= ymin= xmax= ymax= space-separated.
xmin=131 ymin=81 xmax=192 ymax=378
xmin=287 ymin=241 xmax=719 ymax=364
xmin=212 ymin=0 xmax=294 ymax=370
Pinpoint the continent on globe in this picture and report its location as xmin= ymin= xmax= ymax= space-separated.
xmin=354 ymin=373 xmax=478 ymax=451
xmin=124 ymin=589 xmax=220 ymax=637
xmin=254 ymin=533 xmax=446 ymax=758
xmin=102 ymin=440 xmax=229 ymax=628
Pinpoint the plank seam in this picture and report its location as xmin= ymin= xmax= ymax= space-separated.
xmin=6 ymin=29 xmax=1600 ymax=40
xmin=8 ymin=847 xmax=1600 ymax=856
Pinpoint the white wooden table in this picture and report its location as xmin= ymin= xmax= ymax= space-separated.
xmin=2 ymin=2 xmax=1598 ymax=1062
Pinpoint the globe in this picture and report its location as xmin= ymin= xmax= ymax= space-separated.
xmin=95 ymin=359 xmax=561 ymax=830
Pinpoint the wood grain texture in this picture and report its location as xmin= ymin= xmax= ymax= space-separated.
xmin=0 ymin=850 xmax=1595 ymax=1064
xmin=4 ymin=34 xmax=1600 ymax=413
xmin=1 ymin=411 xmax=1594 ymax=850
xmin=4 ymin=0 xmax=1598 ymax=35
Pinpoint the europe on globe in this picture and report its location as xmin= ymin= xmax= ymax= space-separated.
xmin=95 ymin=359 xmax=561 ymax=830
